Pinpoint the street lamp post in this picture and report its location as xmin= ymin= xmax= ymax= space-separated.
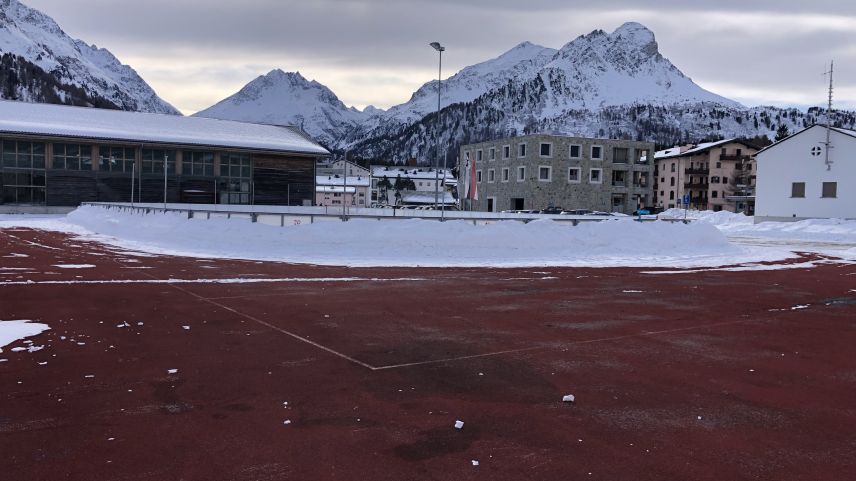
xmin=430 ymin=41 xmax=444 ymax=216
xmin=163 ymin=154 xmax=169 ymax=208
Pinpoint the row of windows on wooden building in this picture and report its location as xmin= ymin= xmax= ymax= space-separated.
xmin=2 ymin=140 xmax=252 ymax=177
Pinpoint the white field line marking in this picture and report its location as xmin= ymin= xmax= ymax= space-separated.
xmin=372 ymin=346 xmax=546 ymax=371
xmin=0 ymin=277 xmax=427 ymax=286
xmin=166 ymin=282 xmax=378 ymax=370
xmin=98 ymin=253 xmax=382 ymax=371
xmin=1 ymin=232 xmax=62 ymax=251
xmin=640 ymin=261 xmax=823 ymax=274
xmin=371 ymin=317 xmax=771 ymax=370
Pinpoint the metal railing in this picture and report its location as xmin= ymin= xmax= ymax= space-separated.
xmin=81 ymin=202 xmax=691 ymax=226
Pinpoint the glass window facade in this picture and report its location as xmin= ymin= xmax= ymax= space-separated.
xmin=2 ymin=140 xmax=46 ymax=205
xmin=219 ymin=152 xmax=252 ymax=204
xmin=141 ymin=149 xmax=176 ymax=174
xmin=183 ymin=151 xmax=214 ymax=177
xmin=52 ymin=143 xmax=92 ymax=170
xmin=100 ymin=146 xmax=136 ymax=173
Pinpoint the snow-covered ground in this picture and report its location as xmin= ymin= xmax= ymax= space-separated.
xmin=0 ymin=320 xmax=50 ymax=352
xmin=0 ymin=205 xmax=824 ymax=269
xmin=660 ymin=209 xmax=856 ymax=261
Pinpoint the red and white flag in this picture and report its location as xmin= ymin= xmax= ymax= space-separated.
xmin=468 ymin=153 xmax=478 ymax=201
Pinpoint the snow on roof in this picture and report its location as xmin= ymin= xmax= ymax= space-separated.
xmin=655 ymin=139 xmax=742 ymax=160
xmin=0 ymin=100 xmax=330 ymax=155
xmin=315 ymin=175 xmax=370 ymax=187
xmin=316 ymin=186 xmax=357 ymax=193
xmin=756 ymin=124 xmax=856 ymax=156
xmin=371 ymin=165 xmax=455 ymax=180
xmin=400 ymin=192 xmax=456 ymax=204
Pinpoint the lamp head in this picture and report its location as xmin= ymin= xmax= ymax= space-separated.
xmin=430 ymin=42 xmax=445 ymax=52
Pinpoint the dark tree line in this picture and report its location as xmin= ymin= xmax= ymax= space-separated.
xmin=0 ymin=53 xmax=121 ymax=110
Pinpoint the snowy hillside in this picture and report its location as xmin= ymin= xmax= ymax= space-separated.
xmin=193 ymin=21 xmax=856 ymax=160
xmin=193 ymin=69 xmax=366 ymax=147
xmin=0 ymin=0 xmax=178 ymax=114
xmin=382 ymin=41 xmax=558 ymax=124
xmin=539 ymin=22 xmax=741 ymax=110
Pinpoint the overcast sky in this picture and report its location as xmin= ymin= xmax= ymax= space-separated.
xmin=24 ymin=0 xmax=856 ymax=115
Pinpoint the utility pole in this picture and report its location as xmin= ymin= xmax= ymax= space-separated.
xmin=823 ymin=61 xmax=835 ymax=171
xmin=163 ymin=154 xmax=168 ymax=208
xmin=343 ymin=152 xmax=348 ymax=220
xmin=430 ymin=42 xmax=445 ymax=213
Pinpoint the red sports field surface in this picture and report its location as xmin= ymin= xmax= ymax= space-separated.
xmin=1 ymin=228 xmax=855 ymax=481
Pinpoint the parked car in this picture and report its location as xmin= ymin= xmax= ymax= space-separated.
xmin=584 ymin=211 xmax=614 ymax=216
xmin=560 ymin=209 xmax=594 ymax=215
xmin=539 ymin=207 xmax=565 ymax=215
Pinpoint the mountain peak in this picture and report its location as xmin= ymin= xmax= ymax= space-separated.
xmin=263 ymin=69 xmax=309 ymax=83
xmin=611 ymin=22 xmax=657 ymax=56
xmin=0 ymin=0 xmax=179 ymax=114
xmin=194 ymin=68 xmax=366 ymax=146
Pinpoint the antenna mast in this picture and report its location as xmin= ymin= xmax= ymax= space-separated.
xmin=823 ymin=61 xmax=834 ymax=170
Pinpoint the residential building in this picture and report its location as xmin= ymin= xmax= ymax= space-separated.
xmin=755 ymin=125 xmax=855 ymax=221
xmin=459 ymin=134 xmax=654 ymax=213
xmin=317 ymin=159 xmax=370 ymax=178
xmin=369 ymin=165 xmax=456 ymax=206
xmin=0 ymin=100 xmax=328 ymax=209
xmin=654 ymin=139 xmax=759 ymax=213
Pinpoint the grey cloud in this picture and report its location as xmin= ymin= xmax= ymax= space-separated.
xmin=22 ymin=0 xmax=856 ymax=111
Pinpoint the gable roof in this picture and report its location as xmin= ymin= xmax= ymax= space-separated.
xmin=0 ymin=100 xmax=329 ymax=156
xmin=655 ymin=138 xmax=758 ymax=160
xmin=755 ymin=124 xmax=856 ymax=156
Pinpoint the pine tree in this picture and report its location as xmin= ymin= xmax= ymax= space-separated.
xmin=774 ymin=124 xmax=790 ymax=141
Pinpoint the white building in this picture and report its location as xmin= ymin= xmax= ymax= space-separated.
xmin=755 ymin=124 xmax=855 ymax=222
xmin=369 ymin=165 xmax=456 ymax=206
xmin=315 ymin=174 xmax=370 ymax=207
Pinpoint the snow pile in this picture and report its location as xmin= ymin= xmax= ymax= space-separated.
xmin=0 ymin=205 xmax=788 ymax=268
xmin=660 ymin=208 xmax=753 ymax=227
xmin=662 ymin=209 xmax=856 ymax=244
xmin=1 ymin=320 xmax=50 ymax=351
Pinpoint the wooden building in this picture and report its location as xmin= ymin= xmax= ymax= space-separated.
xmin=0 ymin=100 xmax=329 ymax=207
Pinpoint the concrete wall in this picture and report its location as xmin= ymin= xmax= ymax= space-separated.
xmin=756 ymin=126 xmax=856 ymax=221
xmin=460 ymin=134 xmax=654 ymax=214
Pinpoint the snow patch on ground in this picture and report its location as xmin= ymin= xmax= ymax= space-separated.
xmin=660 ymin=209 xmax=856 ymax=262
xmin=52 ymin=264 xmax=96 ymax=269
xmin=0 ymin=320 xmax=50 ymax=351
xmin=0 ymin=206 xmax=793 ymax=268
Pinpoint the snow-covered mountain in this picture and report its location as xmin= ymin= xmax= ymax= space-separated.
xmin=382 ymin=41 xmax=559 ymax=124
xmin=0 ymin=0 xmax=178 ymax=114
xmin=193 ymin=69 xmax=366 ymax=147
xmin=341 ymin=22 xmax=751 ymax=159
xmin=539 ymin=22 xmax=741 ymax=110
xmin=196 ymin=21 xmax=854 ymax=162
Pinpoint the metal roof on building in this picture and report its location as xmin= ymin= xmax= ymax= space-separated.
xmin=0 ymin=100 xmax=330 ymax=156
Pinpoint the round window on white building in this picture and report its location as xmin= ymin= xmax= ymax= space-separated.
xmin=811 ymin=146 xmax=822 ymax=157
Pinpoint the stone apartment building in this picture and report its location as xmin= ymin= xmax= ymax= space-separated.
xmin=459 ymin=134 xmax=655 ymax=213
xmin=654 ymin=139 xmax=759 ymax=213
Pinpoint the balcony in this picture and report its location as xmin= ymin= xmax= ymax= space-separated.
xmin=684 ymin=168 xmax=709 ymax=175
xmin=684 ymin=182 xmax=709 ymax=189
xmin=720 ymin=154 xmax=752 ymax=162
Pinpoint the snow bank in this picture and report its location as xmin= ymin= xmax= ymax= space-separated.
xmin=0 ymin=205 xmax=788 ymax=268
xmin=1 ymin=320 xmax=50 ymax=351
xmin=660 ymin=208 xmax=753 ymax=227
xmin=661 ymin=209 xmax=856 ymax=254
